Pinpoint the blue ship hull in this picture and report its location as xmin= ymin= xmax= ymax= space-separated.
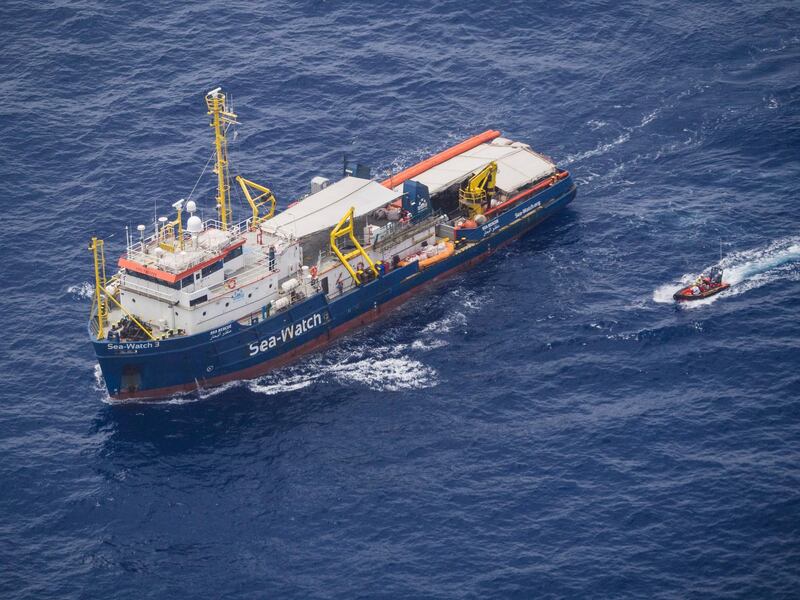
xmin=92 ymin=175 xmax=577 ymax=399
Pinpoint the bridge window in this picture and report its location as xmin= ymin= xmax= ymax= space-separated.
xmin=127 ymin=271 xmax=182 ymax=290
xmin=201 ymin=260 xmax=223 ymax=277
xmin=224 ymin=246 xmax=243 ymax=262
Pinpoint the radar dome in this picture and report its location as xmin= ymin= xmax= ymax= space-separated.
xmin=187 ymin=215 xmax=203 ymax=233
xmin=186 ymin=200 xmax=197 ymax=213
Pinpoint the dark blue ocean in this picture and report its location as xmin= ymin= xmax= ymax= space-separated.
xmin=2 ymin=1 xmax=799 ymax=597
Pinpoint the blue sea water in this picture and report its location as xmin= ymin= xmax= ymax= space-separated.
xmin=2 ymin=0 xmax=800 ymax=597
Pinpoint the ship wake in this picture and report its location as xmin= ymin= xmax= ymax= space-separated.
xmin=653 ymin=236 xmax=800 ymax=307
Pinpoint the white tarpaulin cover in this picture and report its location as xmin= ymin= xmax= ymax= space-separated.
xmin=266 ymin=177 xmax=402 ymax=238
xmin=393 ymin=141 xmax=556 ymax=195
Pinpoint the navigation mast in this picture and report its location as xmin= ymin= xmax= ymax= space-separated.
xmin=205 ymin=88 xmax=238 ymax=231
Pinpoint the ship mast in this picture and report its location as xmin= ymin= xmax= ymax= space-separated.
xmin=205 ymin=88 xmax=238 ymax=231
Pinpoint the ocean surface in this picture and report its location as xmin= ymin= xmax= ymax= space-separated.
xmin=2 ymin=1 xmax=799 ymax=597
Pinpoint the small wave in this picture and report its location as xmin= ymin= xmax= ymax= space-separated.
xmin=653 ymin=237 xmax=800 ymax=307
xmin=566 ymin=104 xmax=666 ymax=166
xmin=248 ymin=373 xmax=315 ymax=395
xmin=328 ymin=356 xmax=438 ymax=391
xmin=640 ymin=108 xmax=661 ymax=126
xmin=68 ymin=282 xmax=94 ymax=300
xmin=411 ymin=338 xmax=448 ymax=351
xmin=421 ymin=310 xmax=467 ymax=336
xmin=93 ymin=364 xmax=110 ymax=400
xmin=563 ymin=131 xmax=631 ymax=165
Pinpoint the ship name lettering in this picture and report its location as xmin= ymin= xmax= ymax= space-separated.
xmin=481 ymin=219 xmax=499 ymax=234
xmin=248 ymin=312 xmax=324 ymax=357
xmin=209 ymin=323 xmax=233 ymax=340
xmin=514 ymin=201 xmax=541 ymax=220
xmin=107 ymin=341 xmax=156 ymax=351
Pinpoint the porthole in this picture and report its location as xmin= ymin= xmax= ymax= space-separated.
xmin=202 ymin=311 xmax=206 ymax=316
xmin=248 ymin=293 xmax=252 ymax=298
xmin=225 ymin=302 xmax=229 ymax=307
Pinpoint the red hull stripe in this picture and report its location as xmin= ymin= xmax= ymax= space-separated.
xmin=484 ymin=171 xmax=569 ymax=219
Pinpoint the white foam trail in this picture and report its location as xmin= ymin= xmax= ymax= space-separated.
xmin=248 ymin=373 xmax=316 ymax=395
xmin=411 ymin=338 xmax=448 ymax=351
xmin=93 ymin=364 xmax=112 ymax=403
xmin=653 ymin=237 xmax=800 ymax=307
xmin=328 ymin=356 xmax=438 ymax=391
xmin=244 ymin=288 xmax=481 ymax=395
xmin=640 ymin=108 xmax=661 ymax=126
xmin=563 ymin=131 xmax=631 ymax=165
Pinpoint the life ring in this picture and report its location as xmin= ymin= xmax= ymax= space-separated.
xmin=310 ymin=265 xmax=318 ymax=278
xmin=226 ymin=277 xmax=236 ymax=290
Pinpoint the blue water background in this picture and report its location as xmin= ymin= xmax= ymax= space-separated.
xmin=2 ymin=1 xmax=799 ymax=597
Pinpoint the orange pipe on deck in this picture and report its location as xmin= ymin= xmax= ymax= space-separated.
xmin=381 ymin=129 xmax=502 ymax=190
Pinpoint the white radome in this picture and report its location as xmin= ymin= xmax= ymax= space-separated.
xmin=186 ymin=215 xmax=203 ymax=233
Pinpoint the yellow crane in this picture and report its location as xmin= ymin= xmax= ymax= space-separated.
xmin=458 ymin=161 xmax=497 ymax=217
xmin=235 ymin=175 xmax=276 ymax=228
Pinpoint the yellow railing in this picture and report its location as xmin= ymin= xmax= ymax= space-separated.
xmin=330 ymin=207 xmax=377 ymax=285
xmin=236 ymin=175 xmax=276 ymax=228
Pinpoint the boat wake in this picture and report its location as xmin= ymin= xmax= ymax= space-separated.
xmin=247 ymin=346 xmax=439 ymax=396
xmin=245 ymin=288 xmax=480 ymax=396
xmin=653 ymin=236 xmax=800 ymax=307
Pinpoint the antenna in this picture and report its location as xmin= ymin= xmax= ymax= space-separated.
xmin=205 ymin=87 xmax=238 ymax=231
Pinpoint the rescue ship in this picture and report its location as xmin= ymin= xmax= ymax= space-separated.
xmin=88 ymin=88 xmax=577 ymax=399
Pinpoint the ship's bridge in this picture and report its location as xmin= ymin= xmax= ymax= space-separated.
xmin=120 ymin=219 xmax=243 ymax=287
